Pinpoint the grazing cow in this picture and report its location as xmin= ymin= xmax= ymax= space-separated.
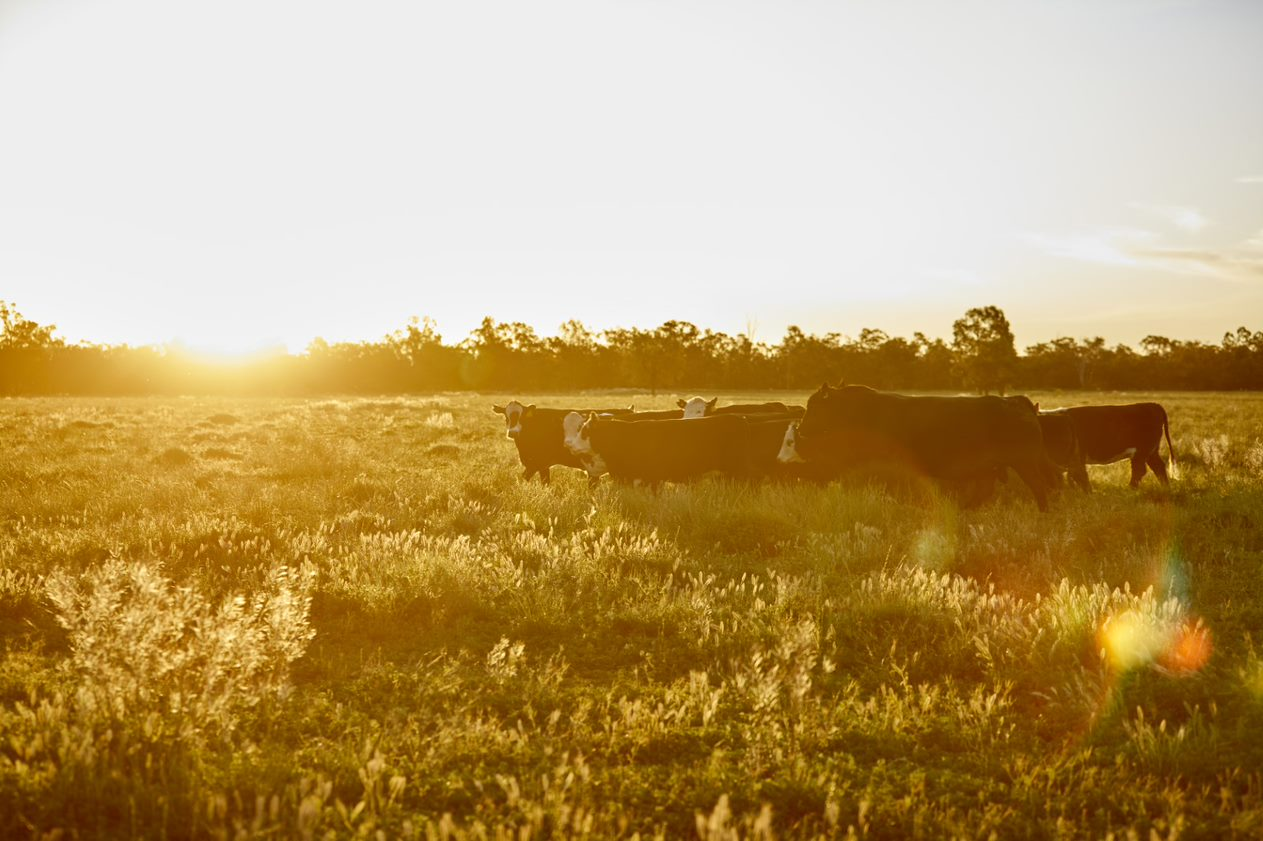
xmin=999 ymin=395 xmax=1069 ymax=491
xmin=1035 ymin=411 xmax=1090 ymax=491
xmin=677 ymin=397 xmax=803 ymax=419
xmin=565 ymin=413 xmax=782 ymax=485
xmin=1041 ymin=403 xmax=1175 ymax=489
xmin=492 ymin=401 xmax=632 ymax=483
xmin=785 ymin=384 xmax=1051 ymax=511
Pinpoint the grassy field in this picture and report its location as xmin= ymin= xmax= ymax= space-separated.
xmin=2 ymin=390 xmax=1262 ymax=839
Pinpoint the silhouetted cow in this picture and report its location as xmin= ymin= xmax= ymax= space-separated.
xmin=785 ymin=384 xmax=1051 ymax=510
xmin=1041 ymin=403 xmax=1175 ymax=489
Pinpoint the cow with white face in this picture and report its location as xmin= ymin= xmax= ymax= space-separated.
xmin=777 ymin=422 xmax=805 ymax=464
xmin=562 ymin=411 xmax=609 ymax=480
xmin=492 ymin=400 xmax=529 ymax=439
xmin=678 ymin=396 xmax=718 ymax=419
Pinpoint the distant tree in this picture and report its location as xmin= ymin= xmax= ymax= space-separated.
xmin=604 ymin=327 xmax=670 ymax=395
xmin=912 ymin=332 xmax=955 ymax=389
xmin=0 ymin=302 xmax=64 ymax=394
xmin=0 ymin=302 xmax=62 ymax=350
xmin=550 ymin=319 xmax=603 ymax=389
xmin=951 ymin=305 xmax=1017 ymax=394
xmin=1022 ymin=336 xmax=1105 ymax=389
xmin=387 ymin=316 xmax=462 ymax=390
xmin=1221 ymin=327 xmax=1263 ymax=389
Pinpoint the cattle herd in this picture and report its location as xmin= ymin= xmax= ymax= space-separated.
xmin=493 ymin=385 xmax=1177 ymax=511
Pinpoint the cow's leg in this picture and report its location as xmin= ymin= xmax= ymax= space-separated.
xmin=1039 ymin=458 xmax=1064 ymax=493
xmin=538 ymin=466 xmax=551 ymax=485
xmin=1146 ymin=451 xmax=1170 ymax=486
xmin=962 ymin=476 xmax=997 ymax=508
xmin=1129 ymin=456 xmax=1148 ymax=488
xmin=1069 ymin=462 xmax=1092 ymax=493
xmin=522 ymin=467 xmax=536 ymax=482
xmin=1011 ymin=461 xmax=1050 ymax=512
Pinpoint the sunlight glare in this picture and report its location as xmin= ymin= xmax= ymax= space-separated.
xmin=1099 ymin=611 xmax=1171 ymax=672
xmin=1098 ymin=612 xmax=1212 ymax=676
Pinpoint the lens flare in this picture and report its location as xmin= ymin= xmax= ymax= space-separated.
xmin=1159 ymin=623 xmax=1213 ymax=675
xmin=1099 ymin=611 xmax=1171 ymax=671
xmin=1098 ymin=613 xmax=1212 ymax=676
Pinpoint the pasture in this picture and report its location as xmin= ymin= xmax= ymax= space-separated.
xmin=1 ymin=391 xmax=1262 ymax=839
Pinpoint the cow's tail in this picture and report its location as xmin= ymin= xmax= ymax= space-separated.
xmin=1163 ymin=407 xmax=1179 ymax=480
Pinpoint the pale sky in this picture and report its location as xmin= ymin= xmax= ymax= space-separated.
xmin=1 ymin=0 xmax=1261 ymax=355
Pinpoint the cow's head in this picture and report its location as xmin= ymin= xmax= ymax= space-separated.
xmin=797 ymin=383 xmax=835 ymax=438
xmin=777 ymin=422 xmax=805 ymax=464
xmin=563 ymin=411 xmax=608 ymax=477
xmin=798 ymin=381 xmax=867 ymax=451
xmin=678 ymin=396 xmax=718 ymax=418
xmin=494 ymin=400 xmax=533 ymax=439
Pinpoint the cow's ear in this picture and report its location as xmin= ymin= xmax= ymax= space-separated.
xmin=1034 ymin=402 xmax=1040 ymax=412
xmin=627 ymin=404 xmax=634 ymax=412
xmin=707 ymin=397 xmax=718 ymax=410
xmin=676 ymin=399 xmax=687 ymax=408
xmin=523 ymin=404 xmax=536 ymax=417
xmin=493 ymin=404 xmax=505 ymax=414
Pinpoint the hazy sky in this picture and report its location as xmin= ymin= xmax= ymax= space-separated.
xmin=1 ymin=0 xmax=1261 ymax=355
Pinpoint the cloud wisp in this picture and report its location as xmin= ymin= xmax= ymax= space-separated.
xmin=1130 ymin=203 xmax=1210 ymax=232
xmin=1027 ymin=227 xmax=1263 ymax=283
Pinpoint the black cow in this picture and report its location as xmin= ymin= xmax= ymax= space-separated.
xmin=492 ymin=401 xmax=632 ymax=484
xmin=787 ymin=384 xmax=1051 ymax=510
xmin=1041 ymin=403 xmax=1175 ymax=489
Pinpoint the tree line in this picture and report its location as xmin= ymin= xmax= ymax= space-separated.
xmin=2 ymin=301 xmax=1261 ymax=395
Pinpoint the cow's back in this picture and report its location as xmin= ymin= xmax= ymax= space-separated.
xmin=851 ymin=392 xmax=1041 ymax=474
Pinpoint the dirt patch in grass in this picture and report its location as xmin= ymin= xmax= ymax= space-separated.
xmin=67 ymin=420 xmax=112 ymax=430
xmin=155 ymin=447 xmax=195 ymax=467
xmin=425 ymin=443 xmax=461 ymax=459
xmin=201 ymin=447 xmax=242 ymax=460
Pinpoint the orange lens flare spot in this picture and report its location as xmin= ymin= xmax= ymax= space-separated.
xmin=1159 ymin=625 xmax=1213 ymax=675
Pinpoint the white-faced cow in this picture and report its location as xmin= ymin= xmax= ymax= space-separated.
xmin=1040 ymin=403 xmax=1175 ymax=490
xmin=784 ymin=384 xmax=1052 ymax=511
xmin=677 ymin=397 xmax=803 ymax=419
xmin=565 ymin=412 xmax=801 ymax=486
xmin=492 ymin=401 xmax=632 ymax=484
